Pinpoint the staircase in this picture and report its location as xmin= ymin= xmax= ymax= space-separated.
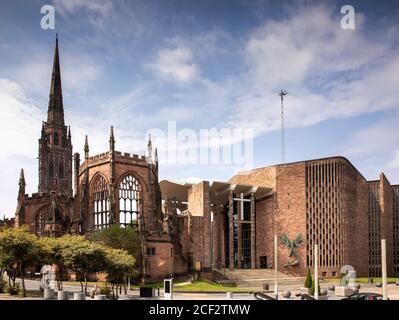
xmin=215 ymin=269 xmax=305 ymax=289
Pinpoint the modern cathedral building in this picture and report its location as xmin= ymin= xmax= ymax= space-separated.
xmin=5 ymin=38 xmax=399 ymax=281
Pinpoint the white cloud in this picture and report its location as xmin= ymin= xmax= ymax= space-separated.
xmin=223 ymin=3 xmax=399 ymax=139
xmin=149 ymin=46 xmax=200 ymax=84
xmin=388 ymin=150 xmax=399 ymax=172
xmin=52 ymin=0 xmax=113 ymax=16
xmin=0 ymin=79 xmax=44 ymax=157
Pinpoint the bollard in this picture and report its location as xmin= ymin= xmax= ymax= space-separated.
xmin=226 ymin=292 xmax=233 ymax=299
xmin=94 ymin=295 xmax=106 ymax=300
xmin=58 ymin=290 xmax=69 ymax=300
xmin=44 ymin=288 xmax=55 ymax=300
xmin=74 ymin=292 xmax=86 ymax=300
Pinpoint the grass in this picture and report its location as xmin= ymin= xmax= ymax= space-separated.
xmin=355 ymin=277 xmax=399 ymax=284
xmin=173 ymin=280 xmax=248 ymax=293
xmin=320 ymin=277 xmax=399 ymax=284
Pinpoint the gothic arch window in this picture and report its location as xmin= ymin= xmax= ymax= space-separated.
xmin=54 ymin=132 xmax=59 ymax=145
xmin=35 ymin=206 xmax=48 ymax=236
xmin=49 ymin=161 xmax=54 ymax=178
xmin=62 ymin=136 xmax=66 ymax=147
xmin=59 ymin=163 xmax=64 ymax=179
xmin=119 ymin=174 xmax=142 ymax=227
xmin=92 ymin=175 xmax=110 ymax=230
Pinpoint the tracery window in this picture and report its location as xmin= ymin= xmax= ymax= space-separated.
xmin=93 ymin=175 xmax=110 ymax=230
xmin=54 ymin=132 xmax=59 ymax=145
xmin=119 ymin=174 xmax=142 ymax=227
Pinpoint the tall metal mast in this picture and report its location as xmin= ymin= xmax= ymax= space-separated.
xmin=279 ymin=89 xmax=288 ymax=164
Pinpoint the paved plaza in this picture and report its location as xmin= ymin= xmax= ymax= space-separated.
xmin=1 ymin=278 xmax=399 ymax=300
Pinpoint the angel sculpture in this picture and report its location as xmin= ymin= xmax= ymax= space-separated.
xmin=280 ymin=233 xmax=303 ymax=267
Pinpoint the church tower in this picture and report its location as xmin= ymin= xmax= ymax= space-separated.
xmin=38 ymin=35 xmax=73 ymax=197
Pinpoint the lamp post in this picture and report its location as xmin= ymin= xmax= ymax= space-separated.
xmin=381 ymin=239 xmax=388 ymax=300
xmin=274 ymin=234 xmax=278 ymax=298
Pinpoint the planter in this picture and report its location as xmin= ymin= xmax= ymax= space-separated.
xmin=335 ymin=286 xmax=353 ymax=297
xmin=57 ymin=290 xmax=69 ymax=300
xmin=74 ymin=292 xmax=86 ymax=300
xmin=44 ymin=288 xmax=55 ymax=300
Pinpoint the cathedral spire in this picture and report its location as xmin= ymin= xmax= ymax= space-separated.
xmin=154 ymin=147 xmax=158 ymax=163
xmin=47 ymin=34 xmax=64 ymax=126
xmin=109 ymin=126 xmax=115 ymax=151
xmin=18 ymin=168 xmax=26 ymax=199
xmin=19 ymin=168 xmax=26 ymax=188
xmin=147 ymin=134 xmax=153 ymax=161
xmin=84 ymin=135 xmax=89 ymax=159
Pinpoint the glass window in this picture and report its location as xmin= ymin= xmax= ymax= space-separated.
xmin=119 ymin=174 xmax=142 ymax=227
xmin=93 ymin=175 xmax=110 ymax=230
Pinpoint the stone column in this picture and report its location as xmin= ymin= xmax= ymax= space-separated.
xmin=220 ymin=209 xmax=226 ymax=269
xmin=212 ymin=202 xmax=219 ymax=269
xmin=250 ymin=193 xmax=256 ymax=269
xmin=237 ymin=199 xmax=242 ymax=269
xmin=229 ymin=190 xmax=234 ymax=270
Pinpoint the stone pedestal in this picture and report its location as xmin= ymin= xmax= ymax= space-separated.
xmin=44 ymin=288 xmax=55 ymax=299
xmin=57 ymin=291 xmax=69 ymax=300
xmin=335 ymin=286 xmax=353 ymax=297
xmin=94 ymin=295 xmax=107 ymax=300
xmin=74 ymin=292 xmax=86 ymax=300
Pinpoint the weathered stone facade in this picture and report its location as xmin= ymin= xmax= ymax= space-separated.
xmin=11 ymin=37 xmax=186 ymax=281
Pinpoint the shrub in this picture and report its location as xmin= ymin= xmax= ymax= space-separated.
xmin=310 ymin=279 xmax=320 ymax=296
xmin=304 ymin=269 xmax=312 ymax=288
xmin=0 ymin=279 xmax=7 ymax=293
xmin=100 ymin=286 xmax=112 ymax=299
xmin=6 ymin=283 xmax=21 ymax=295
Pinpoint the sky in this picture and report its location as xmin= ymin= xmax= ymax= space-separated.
xmin=0 ymin=0 xmax=399 ymax=218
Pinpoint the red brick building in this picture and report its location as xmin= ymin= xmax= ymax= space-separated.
xmin=163 ymin=157 xmax=399 ymax=278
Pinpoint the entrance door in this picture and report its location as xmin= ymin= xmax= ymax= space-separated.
xmin=260 ymin=256 xmax=267 ymax=269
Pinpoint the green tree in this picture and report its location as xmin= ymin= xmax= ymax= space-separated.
xmin=104 ymin=247 xmax=137 ymax=299
xmin=61 ymin=235 xmax=107 ymax=293
xmin=91 ymin=224 xmax=141 ymax=260
xmin=310 ymin=278 xmax=320 ymax=296
xmin=38 ymin=236 xmax=68 ymax=291
xmin=304 ymin=268 xmax=312 ymax=288
xmin=0 ymin=227 xmax=43 ymax=297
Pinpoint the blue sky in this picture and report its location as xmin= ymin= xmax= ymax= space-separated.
xmin=0 ymin=0 xmax=399 ymax=217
